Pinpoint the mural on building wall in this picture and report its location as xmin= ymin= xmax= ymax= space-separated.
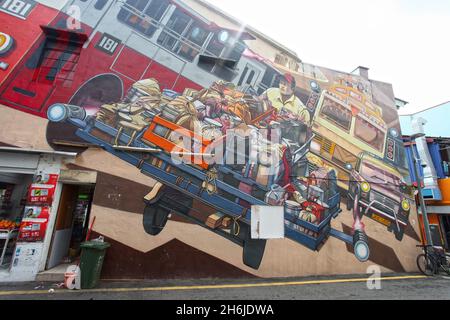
xmin=0 ymin=31 xmax=15 ymax=75
xmin=0 ymin=0 xmax=417 ymax=273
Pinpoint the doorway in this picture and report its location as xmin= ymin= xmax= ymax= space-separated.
xmin=441 ymin=215 xmax=450 ymax=251
xmin=46 ymin=184 xmax=95 ymax=270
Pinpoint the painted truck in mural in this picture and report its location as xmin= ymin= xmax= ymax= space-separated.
xmin=0 ymin=0 xmax=412 ymax=269
xmin=347 ymin=152 xmax=411 ymax=241
xmin=46 ymin=77 xmax=351 ymax=269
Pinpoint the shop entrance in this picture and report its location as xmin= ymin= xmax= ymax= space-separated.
xmin=0 ymin=173 xmax=33 ymax=270
xmin=441 ymin=215 xmax=450 ymax=251
xmin=46 ymin=184 xmax=95 ymax=270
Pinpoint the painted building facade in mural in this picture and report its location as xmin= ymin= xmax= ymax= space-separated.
xmin=0 ymin=0 xmax=421 ymax=278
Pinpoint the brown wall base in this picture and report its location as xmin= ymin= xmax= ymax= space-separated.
xmin=92 ymin=231 xmax=256 ymax=280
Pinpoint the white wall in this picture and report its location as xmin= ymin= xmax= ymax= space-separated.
xmin=36 ymin=0 xmax=70 ymax=11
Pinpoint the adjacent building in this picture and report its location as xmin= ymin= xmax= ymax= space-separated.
xmin=400 ymin=102 xmax=450 ymax=250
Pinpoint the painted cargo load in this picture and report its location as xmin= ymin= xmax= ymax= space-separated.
xmin=45 ymin=71 xmax=407 ymax=267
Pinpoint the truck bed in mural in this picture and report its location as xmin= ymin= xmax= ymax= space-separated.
xmin=45 ymin=73 xmax=410 ymax=268
xmin=0 ymin=0 xmax=413 ymax=270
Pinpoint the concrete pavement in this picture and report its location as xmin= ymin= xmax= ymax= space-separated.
xmin=0 ymin=273 xmax=448 ymax=300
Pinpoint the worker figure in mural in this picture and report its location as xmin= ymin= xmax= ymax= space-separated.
xmin=260 ymin=73 xmax=311 ymax=125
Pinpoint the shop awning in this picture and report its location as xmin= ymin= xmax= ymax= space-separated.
xmin=0 ymin=147 xmax=76 ymax=174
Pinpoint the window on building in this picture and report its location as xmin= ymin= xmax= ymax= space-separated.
xmin=430 ymin=224 xmax=445 ymax=247
xmin=275 ymin=53 xmax=289 ymax=67
xmin=156 ymin=9 xmax=209 ymax=62
xmin=117 ymin=0 xmax=170 ymax=38
xmin=32 ymin=30 xmax=85 ymax=88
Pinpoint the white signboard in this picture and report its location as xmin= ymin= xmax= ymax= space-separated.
xmin=251 ymin=205 xmax=285 ymax=239
xmin=9 ymin=242 xmax=43 ymax=281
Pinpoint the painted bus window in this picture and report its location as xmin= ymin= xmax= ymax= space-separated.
xmin=117 ymin=0 xmax=170 ymax=37
xmin=354 ymin=116 xmax=385 ymax=152
xmin=320 ymin=97 xmax=352 ymax=131
xmin=200 ymin=33 xmax=246 ymax=81
xmin=94 ymin=0 xmax=108 ymax=10
xmin=179 ymin=23 xmax=210 ymax=61
xmin=31 ymin=33 xmax=83 ymax=88
xmin=331 ymin=145 xmax=358 ymax=169
xmin=157 ymin=8 xmax=209 ymax=62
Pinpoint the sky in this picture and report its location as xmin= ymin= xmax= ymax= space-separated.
xmin=206 ymin=0 xmax=450 ymax=115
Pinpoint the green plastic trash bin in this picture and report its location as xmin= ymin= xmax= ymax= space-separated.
xmin=79 ymin=241 xmax=110 ymax=289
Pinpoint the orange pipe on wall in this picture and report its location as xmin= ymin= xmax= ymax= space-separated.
xmin=438 ymin=178 xmax=450 ymax=205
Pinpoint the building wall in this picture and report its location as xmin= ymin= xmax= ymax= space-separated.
xmin=0 ymin=0 xmax=421 ymax=279
xmin=400 ymin=102 xmax=450 ymax=137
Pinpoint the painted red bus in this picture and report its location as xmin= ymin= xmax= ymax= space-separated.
xmin=0 ymin=0 xmax=280 ymax=122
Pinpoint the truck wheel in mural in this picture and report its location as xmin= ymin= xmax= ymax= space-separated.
xmin=242 ymin=231 xmax=267 ymax=269
xmin=143 ymin=183 xmax=193 ymax=236
xmin=230 ymin=220 xmax=266 ymax=269
xmin=143 ymin=202 xmax=170 ymax=236
xmin=46 ymin=74 xmax=123 ymax=152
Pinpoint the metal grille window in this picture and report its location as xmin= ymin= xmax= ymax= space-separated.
xmin=32 ymin=31 xmax=85 ymax=88
xmin=117 ymin=0 xmax=170 ymax=37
